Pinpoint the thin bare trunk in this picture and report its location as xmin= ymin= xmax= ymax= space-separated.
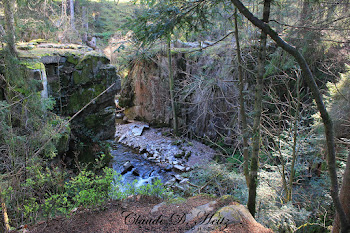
xmin=82 ymin=6 xmax=88 ymax=32
xmin=70 ymin=0 xmax=75 ymax=30
xmin=234 ymin=8 xmax=250 ymax=186
xmin=247 ymin=0 xmax=271 ymax=217
xmin=167 ymin=37 xmax=178 ymax=135
xmin=333 ymin=153 xmax=350 ymax=233
xmin=82 ymin=6 xmax=88 ymax=43
xmin=287 ymin=74 xmax=301 ymax=201
xmin=230 ymin=0 xmax=349 ymax=231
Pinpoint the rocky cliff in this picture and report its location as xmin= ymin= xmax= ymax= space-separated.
xmin=4 ymin=41 xmax=121 ymax=158
xmin=119 ymin=43 xmax=254 ymax=143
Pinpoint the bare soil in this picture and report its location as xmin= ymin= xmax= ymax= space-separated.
xmin=25 ymin=195 xmax=272 ymax=233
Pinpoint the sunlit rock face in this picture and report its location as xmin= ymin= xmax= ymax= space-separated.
xmin=119 ymin=46 xmax=243 ymax=141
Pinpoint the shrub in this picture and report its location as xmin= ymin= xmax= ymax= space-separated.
xmin=326 ymin=65 xmax=350 ymax=138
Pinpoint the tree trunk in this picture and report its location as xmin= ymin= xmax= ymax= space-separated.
xmin=167 ymin=36 xmax=178 ymax=135
xmin=287 ymin=74 xmax=301 ymax=201
xmin=229 ymin=0 xmax=349 ymax=231
xmin=333 ymin=153 xmax=350 ymax=233
xmin=247 ymin=0 xmax=271 ymax=217
xmin=3 ymin=0 xmax=17 ymax=57
xmin=0 ymin=186 xmax=10 ymax=233
xmin=82 ymin=6 xmax=88 ymax=32
xmin=82 ymin=6 xmax=88 ymax=44
xmin=234 ymin=8 xmax=250 ymax=186
xmin=70 ymin=0 xmax=75 ymax=30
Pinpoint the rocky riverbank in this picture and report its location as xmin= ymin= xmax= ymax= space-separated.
xmin=115 ymin=122 xmax=217 ymax=173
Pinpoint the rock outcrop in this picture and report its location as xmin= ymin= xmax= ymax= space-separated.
xmin=119 ymin=43 xmax=247 ymax=142
xmin=14 ymin=41 xmax=121 ymax=158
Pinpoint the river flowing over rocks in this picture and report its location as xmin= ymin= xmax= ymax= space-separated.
xmin=114 ymin=122 xmax=217 ymax=172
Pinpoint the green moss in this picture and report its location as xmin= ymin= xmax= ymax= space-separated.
xmin=295 ymin=223 xmax=328 ymax=233
xmin=194 ymin=193 xmax=217 ymax=199
xmin=166 ymin=197 xmax=187 ymax=204
xmin=65 ymin=84 xmax=105 ymax=114
xmin=28 ymin=39 xmax=48 ymax=45
xmin=64 ymin=52 xmax=81 ymax=65
xmin=21 ymin=61 xmax=44 ymax=70
xmin=72 ymin=70 xmax=87 ymax=85
xmin=56 ymin=126 xmax=71 ymax=154
xmin=76 ymin=51 xmax=109 ymax=70
xmin=217 ymin=195 xmax=236 ymax=205
xmin=213 ymin=205 xmax=243 ymax=222
xmin=84 ymin=114 xmax=99 ymax=129
xmin=17 ymin=44 xmax=35 ymax=51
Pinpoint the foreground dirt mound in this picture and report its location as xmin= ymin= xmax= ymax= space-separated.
xmin=27 ymin=195 xmax=272 ymax=233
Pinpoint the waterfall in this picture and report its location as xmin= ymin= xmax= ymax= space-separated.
xmin=40 ymin=66 xmax=48 ymax=99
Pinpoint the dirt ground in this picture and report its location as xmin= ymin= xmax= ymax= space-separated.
xmin=25 ymin=195 xmax=272 ymax=233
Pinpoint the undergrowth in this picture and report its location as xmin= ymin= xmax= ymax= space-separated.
xmin=187 ymin=161 xmax=332 ymax=232
xmin=3 ymin=160 xmax=169 ymax=230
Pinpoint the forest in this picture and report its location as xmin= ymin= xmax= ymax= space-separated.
xmin=0 ymin=0 xmax=349 ymax=232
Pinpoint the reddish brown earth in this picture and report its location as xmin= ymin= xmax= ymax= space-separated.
xmin=25 ymin=195 xmax=273 ymax=233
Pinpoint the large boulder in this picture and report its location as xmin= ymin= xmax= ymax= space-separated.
xmin=186 ymin=202 xmax=273 ymax=233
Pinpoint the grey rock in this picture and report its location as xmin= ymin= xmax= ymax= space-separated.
xmin=117 ymin=133 xmax=127 ymax=143
xmin=165 ymin=178 xmax=176 ymax=186
xmin=132 ymin=169 xmax=140 ymax=176
xmin=174 ymin=174 xmax=183 ymax=181
xmin=174 ymin=164 xmax=186 ymax=171
xmin=151 ymin=202 xmax=165 ymax=214
xmin=185 ymin=203 xmax=255 ymax=233
xmin=116 ymin=112 xmax=125 ymax=119
xmin=164 ymin=165 xmax=173 ymax=171
xmin=41 ymin=56 xmax=66 ymax=64
xmin=179 ymin=178 xmax=189 ymax=184
xmin=131 ymin=124 xmax=149 ymax=136
xmin=185 ymin=201 xmax=217 ymax=223
xmin=121 ymin=161 xmax=134 ymax=175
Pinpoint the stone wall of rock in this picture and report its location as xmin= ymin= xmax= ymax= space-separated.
xmin=120 ymin=44 xmax=244 ymax=141
xmin=8 ymin=42 xmax=122 ymax=159
xmin=39 ymin=50 xmax=121 ymax=141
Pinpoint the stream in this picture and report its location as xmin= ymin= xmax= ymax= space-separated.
xmin=110 ymin=142 xmax=175 ymax=187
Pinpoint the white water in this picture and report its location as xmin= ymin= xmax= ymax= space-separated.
xmin=110 ymin=143 xmax=174 ymax=191
xmin=40 ymin=67 xmax=48 ymax=99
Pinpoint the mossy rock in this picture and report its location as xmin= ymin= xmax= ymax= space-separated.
xmin=75 ymin=51 xmax=109 ymax=70
xmin=95 ymin=64 xmax=117 ymax=82
xmin=17 ymin=44 xmax=35 ymax=51
xmin=21 ymin=61 xmax=45 ymax=70
xmin=83 ymin=107 xmax=115 ymax=133
xmin=73 ymin=54 xmax=113 ymax=85
xmin=166 ymin=197 xmax=187 ymax=204
xmin=65 ymin=83 xmax=106 ymax=115
xmin=212 ymin=203 xmax=254 ymax=225
xmin=72 ymin=70 xmax=86 ymax=85
xmin=56 ymin=125 xmax=71 ymax=155
xmin=217 ymin=195 xmax=237 ymax=205
xmin=64 ymin=52 xmax=81 ymax=65
xmin=28 ymin=39 xmax=48 ymax=45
